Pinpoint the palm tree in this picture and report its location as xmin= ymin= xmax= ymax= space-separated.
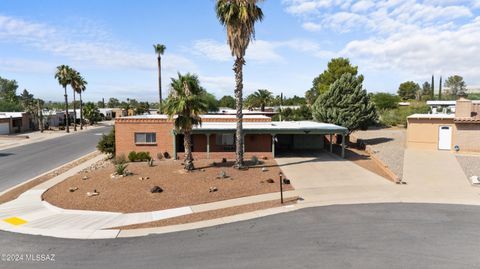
xmin=164 ymin=73 xmax=208 ymax=171
xmin=153 ymin=44 xmax=166 ymax=113
xmin=54 ymin=65 xmax=73 ymax=133
xmin=71 ymin=71 xmax=88 ymax=130
xmin=216 ymin=0 xmax=264 ymax=168
xmin=250 ymin=89 xmax=273 ymax=111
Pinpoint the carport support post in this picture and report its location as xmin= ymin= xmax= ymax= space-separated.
xmin=329 ymin=133 xmax=333 ymax=153
xmin=271 ymin=134 xmax=276 ymax=158
xmin=172 ymin=131 xmax=177 ymax=160
xmin=341 ymin=133 xmax=345 ymax=158
xmin=206 ymin=133 xmax=210 ymax=159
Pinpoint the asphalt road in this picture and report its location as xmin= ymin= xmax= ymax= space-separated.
xmin=0 ymin=125 xmax=112 ymax=192
xmin=1 ymin=203 xmax=479 ymax=269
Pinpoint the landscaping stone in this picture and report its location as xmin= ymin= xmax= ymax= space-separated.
xmin=150 ymin=186 xmax=163 ymax=193
xmin=266 ymin=178 xmax=274 ymax=183
xmin=87 ymin=190 xmax=99 ymax=197
xmin=69 ymin=187 xmax=78 ymax=192
xmin=209 ymin=186 xmax=218 ymax=192
xmin=82 ymin=176 xmax=88 ymax=180
xmin=262 ymin=167 xmax=267 ymax=172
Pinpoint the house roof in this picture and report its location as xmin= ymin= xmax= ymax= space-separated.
xmin=121 ymin=114 xmax=271 ymax=120
xmin=407 ymin=114 xmax=455 ymax=120
xmin=0 ymin=112 xmax=24 ymax=119
xmin=191 ymin=121 xmax=348 ymax=135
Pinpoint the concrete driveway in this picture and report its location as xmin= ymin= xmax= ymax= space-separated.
xmin=275 ymin=149 xmax=480 ymax=207
xmin=275 ymin=151 xmax=400 ymax=206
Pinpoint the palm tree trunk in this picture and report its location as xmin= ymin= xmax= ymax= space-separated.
xmin=64 ymin=86 xmax=69 ymax=133
xmin=233 ymin=57 xmax=245 ymax=168
xmin=184 ymin=129 xmax=194 ymax=171
xmin=79 ymin=91 xmax=83 ymax=130
xmin=72 ymin=90 xmax=77 ymax=131
xmin=158 ymin=56 xmax=162 ymax=113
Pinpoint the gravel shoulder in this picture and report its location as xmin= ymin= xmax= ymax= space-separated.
xmin=352 ymin=127 xmax=406 ymax=179
xmin=456 ymin=154 xmax=480 ymax=179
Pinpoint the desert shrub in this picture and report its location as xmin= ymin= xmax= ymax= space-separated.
xmin=136 ymin=151 xmax=151 ymax=161
xmin=147 ymin=159 xmax=154 ymax=167
xmin=115 ymin=163 xmax=128 ymax=175
xmin=97 ymin=127 xmax=115 ymax=156
xmin=163 ymin=152 xmax=170 ymax=159
xmin=128 ymin=151 xmax=138 ymax=162
xmin=157 ymin=152 xmax=163 ymax=160
xmin=251 ymin=155 xmax=259 ymax=165
xmin=379 ymin=102 xmax=430 ymax=127
xmin=113 ymin=154 xmax=127 ymax=165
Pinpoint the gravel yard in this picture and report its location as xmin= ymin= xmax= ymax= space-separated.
xmin=43 ymin=158 xmax=292 ymax=213
xmin=352 ymin=127 xmax=406 ymax=179
xmin=456 ymin=154 xmax=480 ymax=179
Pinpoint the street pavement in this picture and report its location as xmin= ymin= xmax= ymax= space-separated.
xmin=0 ymin=203 xmax=479 ymax=269
xmin=0 ymin=125 xmax=111 ymax=192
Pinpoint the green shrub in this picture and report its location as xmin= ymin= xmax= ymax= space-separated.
xmin=115 ymin=163 xmax=128 ymax=175
xmin=379 ymin=102 xmax=430 ymax=127
xmin=251 ymin=155 xmax=259 ymax=165
xmin=128 ymin=151 xmax=137 ymax=162
xmin=97 ymin=127 xmax=115 ymax=156
xmin=137 ymin=151 xmax=151 ymax=161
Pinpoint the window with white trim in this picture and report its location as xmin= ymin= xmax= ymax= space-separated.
xmin=216 ymin=133 xmax=234 ymax=145
xmin=135 ymin=132 xmax=156 ymax=144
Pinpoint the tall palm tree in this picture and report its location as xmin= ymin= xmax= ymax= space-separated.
xmin=216 ymin=0 xmax=264 ymax=168
xmin=54 ymin=65 xmax=73 ymax=133
xmin=71 ymin=71 xmax=88 ymax=130
xmin=164 ymin=73 xmax=208 ymax=171
xmin=154 ymin=44 xmax=166 ymax=113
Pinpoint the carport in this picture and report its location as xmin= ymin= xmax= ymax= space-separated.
xmin=177 ymin=120 xmax=348 ymax=159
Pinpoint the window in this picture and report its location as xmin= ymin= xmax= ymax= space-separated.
xmin=135 ymin=133 xmax=156 ymax=144
xmin=216 ymin=133 xmax=234 ymax=145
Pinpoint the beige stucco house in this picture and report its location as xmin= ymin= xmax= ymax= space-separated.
xmin=407 ymin=98 xmax=480 ymax=152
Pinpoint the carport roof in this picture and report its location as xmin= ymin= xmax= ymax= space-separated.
xmin=191 ymin=121 xmax=348 ymax=135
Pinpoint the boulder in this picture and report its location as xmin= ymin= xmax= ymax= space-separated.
xmin=150 ymin=186 xmax=163 ymax=193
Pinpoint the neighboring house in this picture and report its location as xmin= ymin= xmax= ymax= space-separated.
xmin=99 ymin=108 xmax=113 ymax=120
xmin=43 ymin=110 xmax=75 ymax=127
xmin=426 ymin=100 xmax=457 ymax=114
xmin=210 ymin=107 xmax=277 ymax=117
xmin=0 ymin=112 xmax=32 ymax=134
xmin=115 ymin=114 xmax=348 ymax=159
xmin=110 ymin=108 xmax=127 ymax=118
xmin=407 ymin=98 xmax=480 ymax=152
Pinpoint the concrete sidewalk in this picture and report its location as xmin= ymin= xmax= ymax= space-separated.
xmin=0 ymin=154 xmax=297 ymax=239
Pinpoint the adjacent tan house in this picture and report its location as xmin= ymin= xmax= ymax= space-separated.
xmin=407 ymin=98 xmax=480 ymax=152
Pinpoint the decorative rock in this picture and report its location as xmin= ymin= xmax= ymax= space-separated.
xmin=261 ymin=167 xmax=267 ymax=172
xmin=262 ymin=156 xmax=268 ymax=160
xmin=266 ymin=178 xmax=274 ymax=183
xmin=150 ymin=186 xmax=163 ymax=193
xmin=201 ymin=169 xmax=206 ymax=172
xmin=283 ymin=178 xmax=291 ymax=185
xmin=209 ymin=186 xmax=218 ymax=192
xmin=82 ymin=176 xmax=88 ymax=180
xmin=87 ymin=190 xmax=99 ymax=197
xmin=69 ymin=187 xmax=78 ymax=192
xmin=221 ymin=158 xmax=227 ymax=163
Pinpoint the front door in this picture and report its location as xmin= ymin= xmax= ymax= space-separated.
xmin=438 ymin=126 xmax=452 ymax=150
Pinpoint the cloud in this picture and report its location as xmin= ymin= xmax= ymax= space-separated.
xmin=302 ymin=22 xmax=322 ymax=31
xmin=191 ymin=39 xmax=283 ymax=63
xmin=282 ymin=0 xmax=480 ymax=86
xmin=0 ymin=15 xmax=196 ymax=72
xmin=190 ymin=38 xmax=333 ymax=63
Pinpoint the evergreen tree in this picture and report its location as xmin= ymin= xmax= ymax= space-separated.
xmin=312 ymin=73 xmax=377 ymax=135
xmin=439 ymin=76 xmax=442 ymax=99
xmin=431 ymin=75 xmax=434 ymax=100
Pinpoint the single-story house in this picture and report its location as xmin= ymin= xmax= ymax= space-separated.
xmin=426 ymin=100 xmax=457 ymax=114
xmin=115 ymin=114 xmax=348 ymax=159
xmin=210 ymin=107 xmax=277 ymax=117
xmin=99 ymin=108 xmax=113 ymax=120
xmin=0 ymin=112 xmax=32 ymax=134
xmin=407 ymin=98 xmax=480 ymax=152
